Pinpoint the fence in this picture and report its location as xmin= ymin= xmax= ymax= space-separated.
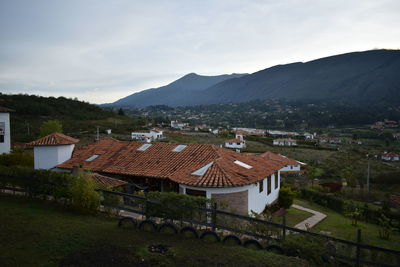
xmin=97 ymin=189 xmax=400 ymax=267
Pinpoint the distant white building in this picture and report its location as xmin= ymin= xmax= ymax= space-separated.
xmin=105 ymin=129 xmax=112 ymax=135
xmin=273 ymin=138 xmax=297 ymax=146
xmin=0 ymin=106 xmax=14 ymax=154
xmin=27 ymin=132 xmax=79 ymax=170
xmin=382 ymin=152 xmax=399 ymax=161
xmin=170 ymin=120 xmax=189 ymax=130
xmin=260 ymin=152 xmax=304 ymax=173
xmin=225 ymin=133 xmax=246 ymax=149
xmin=131 ymin=129 xmax=163 ymax=142
xmin=303 ymin=132 xmax=315 ymax=139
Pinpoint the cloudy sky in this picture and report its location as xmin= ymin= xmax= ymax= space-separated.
xmin=1 ymin=0 xmax=399 ymax=104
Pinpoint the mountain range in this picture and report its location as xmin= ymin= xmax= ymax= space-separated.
xmin=104 ymin=49 xmax=400 ymax=108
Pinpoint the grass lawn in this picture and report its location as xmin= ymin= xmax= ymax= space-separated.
xmin=294 ymin=199 xmax=400 ymax=250
xmin=0 ymin=195 xmax=308 ymax=267
xmin=271 ymin=206 xmax=313 ymax=227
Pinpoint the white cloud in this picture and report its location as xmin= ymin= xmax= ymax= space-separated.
xmin=0 ymin=0 xmax=399 ymax=103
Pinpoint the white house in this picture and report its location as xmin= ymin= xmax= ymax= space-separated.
xmin=28 ymin=132 xmax=79 ymax=170
xmin=303 ymin=132 xmax=315 ymax=139
xmin=131 ymin=129 xmax=163 ymax=142
xmin=225 ymin=133 xmax=246 ymax=149
xmin=41 ymin=137 xmax=286 ymax=214
xmin=382 ymin=152 xmax=400 ymax=161
xmin=273 ymin=138 xmax=297 ymax=146
xmin=0 ymin=106 xmax=14 ymax=154
xmin=170 ymin=120 xmax=189 ymax=130
xmin=260 ymin=152 xmax=303 ymax=174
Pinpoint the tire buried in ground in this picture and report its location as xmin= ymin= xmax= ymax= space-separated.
xmin=200 ymin=230 xmax=221 ymax=243
xmin=138 ymin=219 xmax=157 ymax=232
xmin=158 ymin=222 xmax=178 ymax=234
xmin=243 ymin=239 xmax=263 ymax=250
xmin=265 ymin=245 xmax=284 ymax=254
xmin=180 ymin=226 xmax=199 ymax=239
xmin=222 ymin=235 xmax=242 ymax=246
xmin=118 ymin=217 xmax=137 ymax=228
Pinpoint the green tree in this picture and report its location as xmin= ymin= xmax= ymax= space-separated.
xmin=340 ymin=167 xmax=357 ymax=187
xmin=278 ymin=187 xmax=295 ymax=209
xmin=39 ymin=120 xmax=63 ymax=137
xmin=118 ymin=108 xmax=125 ymax=116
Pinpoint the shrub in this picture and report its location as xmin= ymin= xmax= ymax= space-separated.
xmin=283 ymin=235 xmax=329 ymax=266
xmin=146 ymin=191 xmax=214 ymax=222
xmin=69 ymin=174 xmax=100 ymax=213
xmin=278 ymin=187 xmax=295 ymax=209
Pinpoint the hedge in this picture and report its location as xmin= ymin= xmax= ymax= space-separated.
xmin=0 ymin=166 xmax=100 ymax=212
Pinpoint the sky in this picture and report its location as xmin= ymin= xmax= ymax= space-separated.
xmin=0 ymin=0 xmax=399 ymax=104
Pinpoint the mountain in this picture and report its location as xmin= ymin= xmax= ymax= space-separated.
xmin=192 ymin=49 xmax=400 ymax=106
xmin=0 ymin=94 xmax=145 ymax=142
xmin=107 ymin=49 xmax=400 ymax=107
xmin=105 ymin=73 xmax=246 ymax=108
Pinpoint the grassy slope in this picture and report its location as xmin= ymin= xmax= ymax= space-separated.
xmin=294 ymin=199 xmax=400 ymax=250
xmin=0 ymin=196 xmax=308 ymax=267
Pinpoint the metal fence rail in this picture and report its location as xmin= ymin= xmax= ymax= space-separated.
xmin=97 ymin=188 xmax=400 ymax=267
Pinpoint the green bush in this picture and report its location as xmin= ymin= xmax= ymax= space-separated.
xmin=69 ymin=175 xmax=100 ymax=213
xmin=0 ymin=166 xmax=100 ymax=213
xmin=0 ymin=151 xmax=34 ymax=167
xmin=278 ymin=187 xmax=295 ymax=209
xmin=283 ymin=235 xmax=330 ymax=266
xmin=146 ymin=191 xmax=213 ymax=222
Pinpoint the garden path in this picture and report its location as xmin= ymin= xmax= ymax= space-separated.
xmin=292 ymin=204 xmax=327 ymax=230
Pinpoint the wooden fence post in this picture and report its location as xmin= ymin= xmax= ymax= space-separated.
xmin=282 ymin=214 xmax=287 ymax=241
xmin=356 ymin=229 xmax=362 ymax=267
xmin=212 ymin=202 xmax=217 ymax=231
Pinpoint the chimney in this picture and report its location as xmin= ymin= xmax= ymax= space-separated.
xmin=72 ymin=165 xmax=80 ymax=177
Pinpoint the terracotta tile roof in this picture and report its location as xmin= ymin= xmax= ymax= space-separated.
xmin=390 ymin=195 xmax=400 ymax=207
xmin=226 ymin=138 xmax=244 ymax=143
xmin=28 ymin=132 xmax=80 ymax=146
xmin=91 ymin=173 xmax=128 ymax=187
xmin=382 ymin=152 xmax=399 ymax=157
xmin=0 ymin=106 xmax=15 ymax=112
xmin=259 ymin=152 xmax=299 ymax=166
xmin=58 ymin=139 xmax=285 ymax=188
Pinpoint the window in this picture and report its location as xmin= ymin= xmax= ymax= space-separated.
xmin=0 ymin=122 xmax=4 ymax=143
xmin=172 ymin=144 xmax=187 ymax=152
xmin=275 ymin=172 xmax=279 ymax=189
xmin=267 ymin=176 xmax=271 ymax=195
xmin=290 ymin=165 xmax=293 ymax=169
xmin=85 ymin=154 xmax=100 ymax=162
xmin=237 ymin=142 xmax=241 ymax=145
xmin=259 ymin=180 xmax=264 ymax=193
xmin=137 ymin=144 xmax=152 ymax=151
xmin=192 ymin=162 xmax=213 ymax=176
xmin=233 ymin=160 xmax=252 ymax=169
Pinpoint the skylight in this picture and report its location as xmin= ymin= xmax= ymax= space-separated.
xmin=137 ymin=144 xmax=152 ymax=151
xmin=234 ymin=160 xmax=252 ymax=169
xmin=192 ymin=162 xmax=213 ymax=176
xmin=86 ymin=154 xmax=100 ymax=162
xmin=172 ymin=144 xmax=187 ymax=152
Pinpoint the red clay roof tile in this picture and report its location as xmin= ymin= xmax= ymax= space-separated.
xmin=28 ymin=132 xmax=80 ymax=146
xmin=58 ymin=139 xmax=285 ymax=188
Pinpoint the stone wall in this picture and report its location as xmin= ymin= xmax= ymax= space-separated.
xmin=211 ymin=190 xmax=248 ymax=214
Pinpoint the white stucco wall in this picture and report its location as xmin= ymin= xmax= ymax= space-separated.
xmin=179 ymin=171 xmax=281 ymax=214
xmin=224 ymin=142 xmax=245 ymax=149
xmin=280 ymin=164 xmax=301 ymax=172
xmin=0 ymin=112 xmax=11 ymax=154
xmin=34 ymin=144 xmax=75 ymax=170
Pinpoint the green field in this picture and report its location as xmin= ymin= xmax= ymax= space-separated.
xmin=0 ymin=195 xmax=307 ymax=267
xmin=294 ymin=199 xmax=400 ymax=250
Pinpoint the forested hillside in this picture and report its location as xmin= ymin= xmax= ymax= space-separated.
xmin=0 ymin=94 xmax=145 ymax=142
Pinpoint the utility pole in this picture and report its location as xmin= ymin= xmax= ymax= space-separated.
xmin=366 ymin=154 xmax=370 ymax=192
xmin=96 ymin=126 xmax=100 ymax=141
